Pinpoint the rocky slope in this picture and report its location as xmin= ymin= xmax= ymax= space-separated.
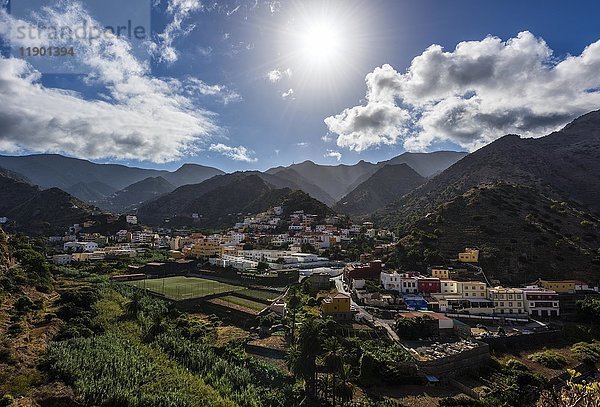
xmin=377 ymin=110 xmax=600 ymax=229
xmin=0 ymin=169 xmax=92 ymax=234
xmin=137 ymin=172 xmax=335 ymax=229
xmin=334 ymin=164 xmax=425 ymax=216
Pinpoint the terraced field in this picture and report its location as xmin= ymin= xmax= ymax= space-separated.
xmin=219 ymin=295 xmax=267 ymax=312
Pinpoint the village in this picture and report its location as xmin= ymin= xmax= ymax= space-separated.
xmin=38 ymin=203 xmax=600 ymax=392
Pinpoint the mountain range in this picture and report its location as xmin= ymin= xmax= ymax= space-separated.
xmin=0 ymin=154 xmax=224 ymax=204
xmin=376 ymin=110 xmax=600 ymax=282
xmin=377 ymin=110 xmax=600 ymax=228
xmin=0 ymin=169 xmax=92 ymax=234
xmin=0 ymin=151 xmax=466 ymax=213
xmin=267 ymin=151 xmax=467 ymax=205
xmin=136 ymin=172 xmax=335 ymax=230
xmin=333 ymin=164 xmax=426 ymax=216
xmin=0 ymin=110 xmax=599 ymax=284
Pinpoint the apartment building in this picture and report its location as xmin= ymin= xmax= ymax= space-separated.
xmin=538 ymin=280 xmax=576 ymax=294
xmin=460 ymin=281 xmax=488 ymax=298
xmin=489 ymin=287 xmax=526 ymax=315
xmin=189 ymin=240 xmax=224 ymax=258
xmin=522 ymin=286 xmax=560 ymax=317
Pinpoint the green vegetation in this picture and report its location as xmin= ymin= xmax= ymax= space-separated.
xmin=47 ymin=333 xmax=230 ymax=407
xmin=242 ymin=289 xmax=280 ymax=302
xmin=219 ymin=295 xmax=266 ymax=311
xmin=537 ymin=370 xmax=600 ymax=406
xmin=528 ymin=350 xmax=567 ymax=369
xmin=571 ymin=341 xmax=600 ymax=364
xmin=440 ymin=358 xmax=546 ymax=406
xmin=577 ymin=296 xmax=600 ymax=322
xmin=45 ymin=284 xmax=294 ymax=407
xmin=394 ymin=315 xmax=433 ymax=340
xmin=128 ymin=276 xmax=243 ymax=300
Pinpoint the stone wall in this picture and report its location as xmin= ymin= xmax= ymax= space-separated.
xmin=416 ymin=342 xmax=490 ymax=377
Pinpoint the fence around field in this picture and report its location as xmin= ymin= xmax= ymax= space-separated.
xmin=129 ymin=277 xmax=244 ymax=300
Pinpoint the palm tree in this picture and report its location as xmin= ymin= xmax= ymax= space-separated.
xmin=323 ymin=337 xmax=344 ymax=405
xmin=298 ymin=316 xmax=324 ymax=399
xmin=125 ymin=292 xmax=143 ymax=319
xmin=287 ymin=286 xmax=302 ymax=342
xmin=317 ymin=375 xmax=331 ymax=402
xmin=336 ymin=364 xmax=355 ymax=404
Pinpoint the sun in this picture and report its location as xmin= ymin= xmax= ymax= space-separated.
xmin=300 ymin=21 xmax=342 ymax=67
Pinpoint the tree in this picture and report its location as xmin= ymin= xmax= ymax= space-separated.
xmin=537 ymin=370 xmax=600 ymax=407
xmin=287 ymin=287 xmax=302 ymax=341
xmin=577 ymin=297 xmax=600 ymax=324
xmin=336 ymin=364 xmax=354 ymax=404
xmin=256 ymin=261 xmax=269 ymax=272
xmin=125 ymin=292 xmax=143 ymax=320
xmin=301 ymin=243 xmax=317 ymax=254
xmin=322 ymin=337 xmax=344 ymax=405
xmin=297 ymin=316 xmax=324 ymax=399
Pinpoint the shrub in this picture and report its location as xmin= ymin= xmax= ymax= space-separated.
xmin=528 ymin=351 xmax=567 ymax=369
xmin=571 ymin=342 xmax=600 ymax=364
xmin=0 ymin=395 xmax=14 ymax=407
xmin=505 ymin=359 xmax=528 ymax=372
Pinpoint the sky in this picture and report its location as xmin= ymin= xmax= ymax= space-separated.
xmin=1 ymin=0 xmax=600 ymax=172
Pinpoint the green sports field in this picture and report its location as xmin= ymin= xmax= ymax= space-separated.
xmin=128 ymin=276 xmax=244 ymax=300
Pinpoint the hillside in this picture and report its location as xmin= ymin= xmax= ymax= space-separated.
xmin=0 ymin=170 xmax=93 ymax=234
xmin=0 ymin=154 xmax=224 ymax=202
xmin=99 ymin=176 xmax=176 ymax=212
xmin=334 ymin=164 xmax=425 ymax=216
xmin=268 ymin=151 xmax=466 ymax=202
xmin=393 ymin=183 xmax=600 ymax=284
xmin=377 ymin=110 xmax=600 ymax=228
xmin=137 ymin=173 xmax=335 ymax=229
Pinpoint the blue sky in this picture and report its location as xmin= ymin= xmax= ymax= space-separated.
xmin=1 ymin=0 xmax=600 ymax=172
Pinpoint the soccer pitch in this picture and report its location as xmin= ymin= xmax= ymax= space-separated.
xmin=129 ymin=276 xmax=244 ymax=300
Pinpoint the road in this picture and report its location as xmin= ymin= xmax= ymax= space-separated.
xmin=332 ymin=275 xmax=401 ymax=343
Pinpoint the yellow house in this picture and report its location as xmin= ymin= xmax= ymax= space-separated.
xmin=321 ymin=293 xmax=353 ymax=320
xmin=430 ymin=267 xmax=457 ymax=279
xmin=458 ymin=248 xmax=479 ymax=263
xmin=538 ymin=280 xmax=576 ymax=294
xmin=431 ymin=268 xmax=449 ymax=279
xmin=459 ymin=281 xmax=488 ymax=298
xmin=189 ymin=240 xmax=224 ymax=259
xmin=222 ymin=246 xmax=239 ymax=257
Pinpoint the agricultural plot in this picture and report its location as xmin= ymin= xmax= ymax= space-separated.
xmin=219 ymin=295 xmax=267 ymax=312
xmin=129 ymin=276 xmax=243 ymax=300
xmin=241 ymin=289 xmax=281 ymax=302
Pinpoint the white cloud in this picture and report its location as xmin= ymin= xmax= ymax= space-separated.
xmin=226 ymin=4 xmax=241 ymax=16
xmin=324 ymin=150 xmax=342 ymax=161
xmin=0 ymin=4 xmax=230 ymax=163
xmin=282 ymin=88 xmax=295 ymax=100
xmin=269 ymin=1 xmax=281 ymax=14
xmin=184 ymin=77 xmax=242 ymax=105
xmin=209 ymin=143 xmax=257 ymax=162
xmin=295 ymin=142 xmax=309 ymax=147
xmin=325 ymin=31 xmax=600 ymax=152
xmin=267 ymin=68 xmax=292 ymax=83
xmin=149 ymin=0 xmax=202 ymax=63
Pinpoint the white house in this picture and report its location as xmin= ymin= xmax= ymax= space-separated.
xmin=126 ymin=215 xmax=138 ymax=224
xmin=521 ymin=286 xmax=560 ymax=317
xmin=380 ymin=271 xmax=403 ymax=291
xmin=63 ymin=241 xmax=98 ymax=252
xmin=52 ymin=254 xmax=72 ymax=265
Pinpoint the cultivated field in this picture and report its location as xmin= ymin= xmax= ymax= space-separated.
xmin=129 ymin=276 xmax=244 ymax=300
xmin=219 ymin=295 xmax=267 ymax=312
xmin=241 ymin=289 xmax=281 ymax=302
